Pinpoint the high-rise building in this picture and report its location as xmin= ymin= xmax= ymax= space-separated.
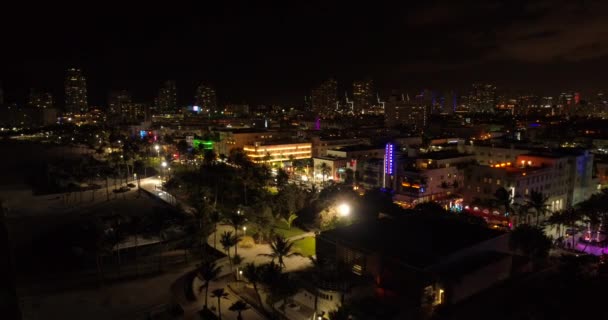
xmin=311 ymin=78 xmax=338 ymax=117
xmin=64 ymin=68 xmax=88 ymax=114
xmin=352 ymin=80 xmax=374 ymax=114
xmin=194 ymin=83 xmax=217 ymax=113
xmin=442 ymin=91 xmax=456 ymax=114
xmin=108 ymin=90 xmax=147 ymax=123
xmin=155 ymin=80 xmax=177 ymax=113
xmin=468 ymin=83 xmax=496 ymax=113
xmin=27 ymin=89 xmax=54 ymax=109
xmin=384 ymin=93 xmax=428 ymax=131
xmin=108 ymin=89 xmax=132 ymax=116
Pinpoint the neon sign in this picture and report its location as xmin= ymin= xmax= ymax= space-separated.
xmin=385 ymin=143 xmax=394 ymax=175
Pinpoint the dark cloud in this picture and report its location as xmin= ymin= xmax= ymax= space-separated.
xmin=488 ymin=0 xmax=608 ymax=62
xmin=2 ymin=1 xmax=608 ymax=105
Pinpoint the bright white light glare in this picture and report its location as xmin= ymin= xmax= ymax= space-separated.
xmin=338 ymin=203 xmax=351 ymax=217
xmin=161 ymin=161 xmax=167 ymax=167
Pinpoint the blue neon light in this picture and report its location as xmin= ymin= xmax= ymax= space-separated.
xmin=385 ymin=143 xmax=395 ymax=175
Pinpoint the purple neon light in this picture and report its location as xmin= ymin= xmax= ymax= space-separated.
xmin=385 ymin=143 xmax=394 ymax=175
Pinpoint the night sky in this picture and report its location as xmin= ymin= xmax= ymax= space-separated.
xmin=2 ymin=0 xmax=608 ymax=106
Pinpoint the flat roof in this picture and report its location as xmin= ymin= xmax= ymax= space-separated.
xmin=419 ymin=151 xmax=473 ymax=160
xmin=327 ymin=144 xmax=384 ymax=152
xmin=319 ymin=213 xmax=503 ymax=269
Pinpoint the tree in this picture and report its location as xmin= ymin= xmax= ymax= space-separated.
xmin=177 ymin=140 xmax=190 ymax=157
xmin=344 ymin=168 xmax=355 ymax=185
xmin=210 ymin=210 xmax=221 ymax=250
xmin=276 ymin=168 xmax=289 ymax=189
xmin=226 ymin=212 xmax=246 ymax=256
xmin=281 ymin=213 xmax=298 ymax=230
xmin=526 ymin=191 xmax=549 ymax=225
xmin=547 ymin=207 xmax=582 ymax=248
xmin=220 ymin=231 xmax=237 ymax=270
xmin=211 ymin=288 xmax=229 ymax=320
xmin=232 ymin=253 xmax=244 ymax=281
xmin=494 ymin=187 xmax=513 ymax=216
xmin=513 ymin=203 xmax=531 ymax=226
xmin=328 ymin=304 xmax=352 ymax=320
xmin=196 ymin=259 xmax=223 ymax=310
xmin=228 ymin=300 xmax=250 ymax=320
xmin=509 ymin=224 xmax=552 ymax=267
xmin=258 ymin=235 xmax=302 ymax=269
xmin=203 ymin=149 xmax=217 ymax=166
xmin=243 ymin=263 xmax=264 ymax=308
xmin=317 ymin=163 xmax=331 ymax=185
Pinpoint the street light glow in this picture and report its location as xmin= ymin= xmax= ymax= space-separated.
xmin=161 ymin=161 xmax=167 ymax=168
xmin=154 ymin=145 xmax=160 ymax=151
xmin=338 ymin=203 xmax=351 ymax=217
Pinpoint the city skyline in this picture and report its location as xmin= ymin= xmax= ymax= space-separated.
xmin=3 ymin=1 xmax=608 ymax=105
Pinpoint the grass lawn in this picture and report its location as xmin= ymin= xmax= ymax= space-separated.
xmin=273 ymin=221 xmax=306 ymax=238
xmin=292 ymin=237 xmax=316 ymax=257
xmin=245 ymin=221 xmax=306 ymax=239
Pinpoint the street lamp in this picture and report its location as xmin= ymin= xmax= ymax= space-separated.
xmin=161 ymin=161 xmax=167 ymax=183
xmin=338 ymin=203 xmax=351 ymax=217
xmin=243 ymin=226 xmax=247 ymax=236
xmin=154 ymin=144 xmax=160 ymax=159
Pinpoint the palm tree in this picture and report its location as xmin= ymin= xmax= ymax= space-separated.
xmin=316 ymin=163 xmax=330 ymax=185
xmin=228 ymin=300 xmax=250 ymax=320
xmin=526 ymin=191 xmax=549 ymax=225
xmin=242 ymin=263 xmax=264 ymax=308
xmin=258 ymin=235 xmax=302 ymax=269
xmin=494 ymin=187 xmax=513 ymax=216
xmin=509 ymin=224 xmax=552 ymax=268
xmin=513 ymin=203 xmax=531 ymax=226
xmin=211 ymin=288 xmax=229 ymax=320
xmin=210 ymin=210 xmax=221 ymax=250
xmin=281 ymin=213 xmax=298 ymax=230
xmin=196 ymin=259 xmax=223 ymax=310
xmin=232 ymin=254 xmax=244 ymax=281
xmin=220 ymin=231 xmax=237 ymax=270
xmin=547 ymin=207 xmax=581 ymax=249
xmin=226 ymin=212 xmax=246 ymax=256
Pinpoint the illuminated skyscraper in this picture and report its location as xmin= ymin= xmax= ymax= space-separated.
xmin=311 ymin=78 xmax=338 ymax=117
xmin=194 ymin=83 xmax=217 ymax=113
xmin=352 ymin=80 xmax=374 ymax=114
xmin=384 ymin=93 xmax=428 ymax=131
xmin=155 ymin=80 xmax=177 ymax=113
xmin=64 ymin=68 xmax=88 ymax=114
xmin=108 ymin=90 xmax=146 ymax=123
xmin=468 ymin=83 xmax=496 ymax=113
xmin=27 ymin=89 xmax=54 ymax=109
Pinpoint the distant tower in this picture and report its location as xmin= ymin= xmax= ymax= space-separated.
xmin=311 ymin=78 xmax=338 ymax=117
xmin=27 ymin=89 xmax=54 ymax=109
xmin=194 ymin=83 xmax=217 ymax=113
xmin=352 ymin=80 xmax=374 ymax=114
xmin=469 ymin=83 xmax=496 ymax=113
xmin=155 ymin=80 xmax=177 ymax=113
xmin=64 ymin=68 xmax=88 ymax=114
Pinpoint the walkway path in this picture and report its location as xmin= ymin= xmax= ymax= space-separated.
xmin=139 ymin=177 xmax=316 ymax=319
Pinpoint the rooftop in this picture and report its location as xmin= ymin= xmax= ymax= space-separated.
xmin=328 ymin=144 xmax=385 ymax=152
xmin=319 ymin=213 xmax=503 ymax=269
xmin=418 ymin=151 xmax=472 ymax=160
